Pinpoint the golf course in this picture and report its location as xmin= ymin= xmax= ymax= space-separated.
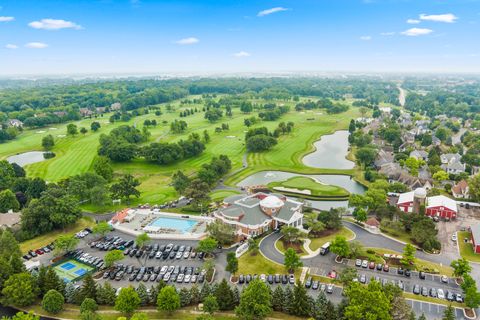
xmin=267 ymin=176 xmax=350 ymax=200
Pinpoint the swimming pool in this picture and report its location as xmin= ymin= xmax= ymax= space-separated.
xmin=147 ymin=216 xmax=198 ymax=233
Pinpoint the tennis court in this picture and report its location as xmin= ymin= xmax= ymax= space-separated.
xmin=53 ymin=259 xmax=94 ymax=282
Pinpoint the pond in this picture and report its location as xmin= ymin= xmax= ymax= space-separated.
xmin=236 ymin=171 xmax=365 ymax=211
xmin=302 ymin=130 xmax=354 ymax=169
xmin=7 ymin=151 xmax=48 ymax=167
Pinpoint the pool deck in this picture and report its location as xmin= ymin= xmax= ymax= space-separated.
xmin=111 ymin=209 xmax=214 ymax=240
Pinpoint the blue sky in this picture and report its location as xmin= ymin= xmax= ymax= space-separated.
xmin=0 ymin=0 xmax=479 ymax=75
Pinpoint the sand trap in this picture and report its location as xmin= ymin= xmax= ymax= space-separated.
xmin=57 ymin=134 xmax=66 ymax=138
xmin=36 ymin=130 xmax=46 ymax=134
xmin=49 ymin=127 xmax=58 ymax=130
xmin=274 ymin=186 xmax=311 ymax=195
xmin=316 ymin=112 xmax=323 ymax=115
xmin=300 ymin=112 xmax=305 ymax=114
xmin=264 ymin=172 xmax=276 ymax=178
xmin=226 ymin=135 xmax=236 ymax=138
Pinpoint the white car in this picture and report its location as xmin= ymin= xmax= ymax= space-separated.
xmin=260 ymin=274 xmax=266 ymax=282
xmin=326 ymin=284 xmax=334 ymax=294
xmin=183 ymin=251 xmax=190 ymax=259
xmin=441 ymin=275 xmax=448 ymax=283
xmin=184 ymin=274 xmax=191 ymax=283
xmin=451 ymin=233 xmax=457 ymax=242
xmin=437 ymin=288 xmax=445 ymax=299
xmin=361 ymin=260 xmax=369 ymax=268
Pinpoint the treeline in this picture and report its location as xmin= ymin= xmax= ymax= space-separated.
xmin=98 ymin=125 xmax=206 ymax=165
xmin=245 ymin=127 xmax=278 ymax=152
xmin=295 ymin=98 xmax=350 ymax=114
xmin=258 ymin=104 xmax=289 ymax=121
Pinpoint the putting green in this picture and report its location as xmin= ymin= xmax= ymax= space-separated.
xmin=267 ymin=176 xmax=349 ymax=200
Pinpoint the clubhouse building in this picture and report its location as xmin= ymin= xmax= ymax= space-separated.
xmin=213 ymin=192 xmax=304 ymax=241
xmin=396 ymin=188 xmax=458 ymax=220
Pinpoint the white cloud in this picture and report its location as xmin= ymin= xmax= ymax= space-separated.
xmin=233 ymin=51 xmax=251 ymax=57
xmin=5 ymin=44 xmax=18 ymax=49
xmin=175 ymin=37 xmax=199 ymax=45
xmin=419 ymin=13 xmax=458 ymax=23
xmin=257 ymin=7 xmax=289 ymax=17
xmin=360 ymin=35 xmax=372 ymax=41
xmin=28 ymin=18 xmax=82 ymax=30
xmin=25 ymin=42 xmax=48 ymax=49
xmin=0 ymin=16 xmax=14 ymax=22
xmin=380 ymin=32 xmax=395 ymax=36
xmin=407 ymin=19 xmax=420 ymax=24
xmin=401 ymin=28 xmax=433 ymax=36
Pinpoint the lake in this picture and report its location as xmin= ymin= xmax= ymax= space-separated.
xmin=7 ymin=151 xmax=48 ymax=167
xmin=302 ymin=130 xmax=354 ymax=169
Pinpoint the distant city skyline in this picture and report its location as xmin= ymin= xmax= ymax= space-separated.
xmin=1 ymin=0 xmax=479 ymax=75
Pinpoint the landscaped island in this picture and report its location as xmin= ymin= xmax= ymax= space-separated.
xmin=267 ymin=176 xmax=350 ymax=200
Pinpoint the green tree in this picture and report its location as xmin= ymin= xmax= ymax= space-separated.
xmin=198 ymin=237 xmax=218 ymax=256
xmin=96 ymin=282 xmax=116 ymax=306
xmin=469 ymin=174 xmax=480 ymax=202
xmin=280 ymin=225 xmax=302 ymax=244
xmin=0 ymin=161 xmax=15 ymax=190
xmin=92 ymin=221 xmax=112 ymax=237
xmin=248 ymin=238 xmax=259 ymax=255
xmin=67 ymin=123 xmax=78 ymax=135
xmin=104 ymin=250 xmax=124 ymax=268
xmin=41 ymin=289 xmax=64 ymax=314
xmin=80 ymin=298 xmax=98 ymax=313
xmin=226 ymin=252 xmax=238 ymax=276
xmin=43 ymin=268 xmax=64 ymax=295
xmin=450 ymin=258 xmax=471 ymax=278
xmin=115 ymin=287 xmax=141 ymax=316
xmin=80 ymin=127 xmax=88 ymax=135
xmin=290 ymin=281 xmax=311 ymax=317
xmin=330 ymin=235 xmax=350 ymax=258
xmin=90 ymin=122 xmax=101 ymax=132
xmin=157 ymin=286 xmax=180 ymax=315
xmin=171 ymin=171 xmax=191 ymax=195
xmin=284 ymin=248 xmax=303 ymax=273
xmin=130 ymin=313 xmax=149 ymax=320
xmin=464 ymin=286 xmax=480 ymax=309
xmin=235 ymin=279 xmax=272 ymax=320
xmin=339 ymin=267 xmax=358 ymax=286
xmin=135 ymin=233 xmax=151 ymax=249
xmin=271 ymin=286 xmax=285 ymax=312
xmin=136 ymin=283 xmax=150 ymax=306
xmin=348 ymin=241 xmax=363 ymax=259
xmin=355 ymin=146 xmax=377 ymax=168
xmin=54 ymin=234 xmax=79 ymax=257
xmin=400 ymin=244 xmax=416 ymax=268
xmin=179 ymin=287 xmax=191 ymax=307
xmin=304 ymin=213 xmax=325 ymax=236
xmin=203 ymin=294 xmax=219 ymax=315
xmin=41 ymin=134 xmax=55 ymax=150
xmin=442 ymin=305 xmax=455 ymax=320
xmin=3 ymin=312 xmax=40 ymax=320
xmin=206 ymin=220 xmax=235 ymax=246
xmin=0 ymin=189 xmax=20 ymax=212
xmin=215 ymin=279 xmax=235 ymax=311
xmin=184 ymin=179 xmax=211 ymax=210
xmin=93 ymin=156 xmax=113 ymax=181
xmin=353 ymin=208 xmax=367 ymax=223
xmin=1 ymin=273 xmax=38 ymax=307
xmin=433 ymin=170 xmax=449 ymax=182
xmin=110 ymin=174 xmax=141 ymax=203
xmin=344 ymin=281 xmax=392 ymax=320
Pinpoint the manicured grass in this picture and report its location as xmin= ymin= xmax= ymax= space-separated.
xmin=209 ymin=190 xmax=242 ymax=202
xmin=20 ymin=217 xmax=94 ymax=253
xmin=275 ymin=239 xmax=307 ymax=256
xmin=457 ymin=231 xmax=480 ymax=262
xmin=380 ymin=223 xmax=414 ymax=245
xmin=309 ymin=227 xmax=355 ymax=251
xmin=267 ymin=176 xmax=349 ymax=200
xmin=238 ymin=252 xmax=287 ymax=275
xmin=2 ymin=96 xmax=362 ymax=213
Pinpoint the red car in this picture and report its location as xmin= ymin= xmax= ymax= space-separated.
xmin=383 ymin=264 xmax=389 ymax=272
xmin=369 ymin=262 xmax=375 ymax=269
xmin=35 ymin=249 xmax=45 ymax=255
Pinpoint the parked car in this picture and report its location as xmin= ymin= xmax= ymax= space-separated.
xmin=383 ymin=264 xmax=389 ymax=272
xmin=239 ymin=275 xmax=245 ymax=284
xmin=312 ymin=280 xmax=319 ymax=290
xmin=437 ymin=289 xmax=445 ymax=299
xmin=305 ymin=277 xmax=312 ymax=288
xmin=376 ymin=263 xmax=382 ymax=271
xmin=404 ymin=269 xmax=411 ymax=277
xmin=368 ymin=262 xmax=375 ymax=269
xmin=289 ymin=274 xmax=295 ymax=284
xmin=355 ymin=259 xmax=362 ymax=267
xmin=413 ymin=284 xmax=420 ymax=295
xmin=359 ymin=274 xmax=366 ymax=284
xmin=430 ymin=288 xmax=437 ymax=298
xmin=419 ymin=271 xmax=425 ymax=280
xmin=326 ymin=284 xmax=334 ymax=294
xmin=361 ymin=260 xmax=368 ymax=268
xmin=421 ymin=287 xmax=428 ymax=297
xmin=441 ymin=275 xmax=448 ymax=283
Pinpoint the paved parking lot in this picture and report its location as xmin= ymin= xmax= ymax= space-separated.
xmin=407 ymin=299 xmax=467 ymax=320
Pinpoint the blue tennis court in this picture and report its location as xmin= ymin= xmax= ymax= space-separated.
xmin=60 ymin=262 xmax=76 ymax=270
xmin=53 ymin=259 xmax=94 ymax=282
xmin=74 ymin=269 xmax=87 ymax=276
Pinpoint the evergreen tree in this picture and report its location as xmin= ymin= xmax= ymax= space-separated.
xmin=179 ymin=287 xmax=191 ymax=307
xmin=283 ymin=285 xmax=293 ymax=314
xmin=44 ymin=268 xmax=65 ymax=295
xmin=96 ymin=282 xmax=116 ymax=306
xmin=200 ymin=282 xmax=211 ymax=301
xmin=290 ymin=281 xmax=311 ymax=317
xmin=418 ymin=314 xmax=427 ymax=320
xmin=136 ymin=283 xmax=149 ymax=306
xmin=215 ymin=279 xmax=235 ymax=311
xmin=64 ymin=282 xmax=77 ymax=304
xmin=235 ymin=279 xmax=272 ymax=320
xmin=271 ymin=286 xmax=285 ymax=312
xmin=232 ymin=286 xmax=240 ymax=307
xmin=80 ymin=298 xmax=98 ymax=313
xmin=442 ymin=305 xmax=455 ymax=320
xmin=78 ymin=274 xmax=97 ymax=303
xmin=36 ymin=266 xmax=48 ymax=295
xmin=190 ymin=285 xmax=201 ymax=305
xmin=203 ymin=295 xmax=219 ymax=316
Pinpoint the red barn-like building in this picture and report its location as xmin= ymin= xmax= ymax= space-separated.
xmin=396 ymin=189 xmax=458 ymax=220
xmin=471 ymin=225 xmax=480 ymax=254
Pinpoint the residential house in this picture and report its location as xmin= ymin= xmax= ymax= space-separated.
xmin=374 ymin=149 xmax=395 ymax=168
xmin=432 ymin=136 xmax=441 ymax=146
xmin=110 ymin=102 xmax=122 ymax=111
xmin=79 ymin=108 xmax=93 ymax=117
xmin=452 ymin=180 xmax=469 ymax=199
xmin=410 ymin=150 xmax=428 ymax=162
xmin=214 ymin=193 xmax=304 ymax=241
xmin=53 ymin=111 xmax=67 ymax=117
xmin=96 ymin=107 xmax=107 ymax=114
xmin=413 ymin=120 xmax=430 ymax=135
xmin=441 ymin=153 xmax=465 ymax=174
xmin=0 ymin=212 xmax=21 ymax=229
xmin=8 ymin=119 xmax=23 ymax=128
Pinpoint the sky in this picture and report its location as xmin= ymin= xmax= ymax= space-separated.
xmin=0 ymin=0 xmax=480 ymax=75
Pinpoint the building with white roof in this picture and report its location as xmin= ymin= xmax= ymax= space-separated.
xmin=396 ymin=188 xmax=458 ymax=220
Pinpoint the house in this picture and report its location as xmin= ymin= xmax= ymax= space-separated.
xmin=8 ymin=119 xmax=23 ymax=128
xmin=214 ymin=193 xmax=304 ymax=241
xmin=110 ymin=102 xmax=122 ymax=111
xmin=441 ymin=153 xmax=465 ymax=174
xmin=414 ymin=120 xmax=431 ymax=135
xmin=0 ymin=212 xmax=21 ymax=229
xmin=396 ymin=190 xmax=458 ymax=220
xmin=96 ymin=107 xmax=107 ymax=114
xmin=374 ymin=149 xmax=395 ymax=168
xmin=410 ymin=150 xmax=428 ymax=162
xmin=470 ymin=225 xmax=480 ymax=254
xmin=402 ymin=131 xmax=416 ymax=144
xmin=432 ymin=136 xmax=441 ymax=146
xmin=400 ymin=113 xmax=412 ymax=127
xmin=452 ymin=180 xmax=469 ymax=199
xmin=79 ymin=108 xmax=93 ymax=117
xmin=53 ymin=111 xmax=67 ymax=117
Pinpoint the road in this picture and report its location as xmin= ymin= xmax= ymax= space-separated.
xmin=398 ymin=85 xmax=406 ymax=107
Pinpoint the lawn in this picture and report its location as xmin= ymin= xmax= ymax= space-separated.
xmin=20 ymin=217 xmax=94 ymax=253
xmin=309 ymin=227 xmax=355 ymax=251
xmin=209 ymin=190 xmax=242 ymax=202
xmin=457 ymin=231 xmax=480 ymax=263
xmin=275 ymin=238 xmax=307 ymax=256
xmin=1 ymin=95 xmax=362 ymax=213
xmin=238 ymin=252 xmax=287 ymax=275
xmin=267 ymin=176 xmax=349 ymax=200
xmin=380 ymin=223 xmax=415 ymax=245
